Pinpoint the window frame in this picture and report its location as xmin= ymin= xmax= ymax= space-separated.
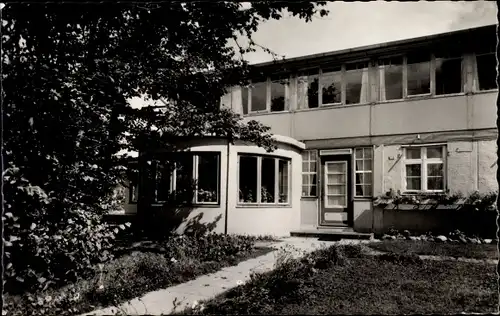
xmin=237 ymin=154 xmax=292 ymax=206
xmin=473 ymin=52 xmax=498 ymax=92
xmin=128 ymin=162 xmax=139 ymax=204
xmin=301 ymin=150 xmax=318 ymax=197
xmin=402 ymin=145 xmax=446 ymax=193
xmin=153 ymin=152 xmax=221 ymax=205
xmin=244 ymin=77 xmax=291 ymax=114
xmin=354 ymin=147 xmax=373 ymax=197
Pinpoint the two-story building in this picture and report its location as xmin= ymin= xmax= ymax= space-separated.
xmin=121 ymin=24 xmax=498 ymax=237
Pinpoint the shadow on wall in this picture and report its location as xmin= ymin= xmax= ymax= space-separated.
xmin=134 ymin=179 xmax=222 ymax=239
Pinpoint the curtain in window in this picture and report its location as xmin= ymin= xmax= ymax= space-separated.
xmin=360 ymin=68 xmax=369 ymax=104
xmin=379 ymin=66 xmax=386 ymax=102
xmin=297 ymin=76 xmax=309 ymax=109
xmin=471 ymin=54 xmax=480 ymax=91
xmin=231 ymin=87 xmax=244 ymax=115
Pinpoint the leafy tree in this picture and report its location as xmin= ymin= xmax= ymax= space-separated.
xmin=2 ymin=2 xmax=328 ymax=294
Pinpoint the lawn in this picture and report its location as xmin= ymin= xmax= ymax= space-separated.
xmin=368 ymin=240 xmax=498 ymax=260
xmin=4 ymin=234 xmax=275 ymax=316
xmin=181 ymin=245 xmax=497 ymax=315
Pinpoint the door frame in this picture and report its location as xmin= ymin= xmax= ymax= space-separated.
xmin=317 ymin=149 xmax=354 ymax=227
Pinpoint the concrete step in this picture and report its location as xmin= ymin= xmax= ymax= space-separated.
xmin=290 ymin=227 xmax=373 ymax=240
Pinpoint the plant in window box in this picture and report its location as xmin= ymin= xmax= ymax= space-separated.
xmin=239 ymin=189 xmax=254 ymax=203
xmin=197 ymin=189 xmax=217 ymax=203
xmin=260 ymin=187 xmax=274 ymax=203
xmin=278 ymin=194 xmax=287 ymax=203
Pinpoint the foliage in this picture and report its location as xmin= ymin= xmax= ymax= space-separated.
xmin=374 ymin=189 xmax=497 ymax=211
xmin=3 ymin=167 xmax=131 ymax=295
xmin=186 ymin=244 xmax=351 ymax=315
xmin=4 ymin=233 xmax=269 ymax=316
xmin=2 ymin=1 xmax=328 ymax=303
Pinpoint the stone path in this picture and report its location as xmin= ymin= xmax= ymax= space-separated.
xmin=83 ymin=237 xmax=369 ymax=316
xmin=82 ymin=237 xmax=495 ymax=316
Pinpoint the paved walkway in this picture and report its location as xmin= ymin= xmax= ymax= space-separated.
xmin=83 ymin=237 xmax=373 ymax=316
xmin=82 ymin=237 xmax=495 ymax=315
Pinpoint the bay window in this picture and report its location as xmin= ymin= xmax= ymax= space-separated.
xmin=152 ymin=152 xmax=220 ymax=204
xmin=403 ymin=146 xmax=446 ymax=192
xmin=238 ymin=154 xmax=291 ymax=205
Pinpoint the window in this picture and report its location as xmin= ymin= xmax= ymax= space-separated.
xmin=251 ymin=81 xmax=267 ymax=112
xmin=297 ymin=74 xmax=319 ymax=109
xmin=301 ymin=150 xmax=317 ymax=197
xmin=270 ymin=79 xmax=287 ymax=112
xmin=242 ymin=86 xmax=249 ymax=115
xmin=354 ymin=148 xmax=373 ymax=197
xmin=321 ymin=67 xmax=342 ymax=105
xmin=403 ymin=146 xmax=445 ymax=192
xmin=435 ymin=52 xmax=464 ymax=95
xmin=153 ymin=152 xmax=220 ymax=204
xmin=406 ymin=54 xmax=431 ymax=96
xmin=128 ymin=163 xmax=139 ymax=204
xmin=475 ymin=53 xmax=497 ymax=91
xmin=345 ymin=62 xmax=370 ymax=105
xmin=195 ymin=153 xmax=219 ymax=203
xmin=238 ymin=155 xmax=291 ymax=205
xmin=379 ymin=57 xmax=403 ymax=101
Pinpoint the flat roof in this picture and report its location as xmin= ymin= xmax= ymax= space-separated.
xmin=251 ymin=24 xmax=497 ymax=68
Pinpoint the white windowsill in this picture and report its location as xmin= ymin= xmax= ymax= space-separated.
xmin=236 ymin=203 xmax=292 ymax=208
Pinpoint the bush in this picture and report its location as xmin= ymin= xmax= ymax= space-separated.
xmin=378 ymin=252 xmax=422 ymax=265
xmin=3 ymin=170 xmax=128 ymax=295
xmin=193 ymin=244 xmax=353 ymax=315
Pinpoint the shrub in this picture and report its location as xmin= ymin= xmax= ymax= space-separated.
xmin=378 ymin=252 xmax=422 ymax=265
xmin=3 ymin=168 xmax=129 ymax=295
xmin=193 ymin=244 xmax=352 ymax=315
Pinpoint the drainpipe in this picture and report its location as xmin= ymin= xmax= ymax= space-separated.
xmin=224 ymin=138 xmax=231 ymax=234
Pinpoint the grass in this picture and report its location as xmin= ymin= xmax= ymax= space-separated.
xmin=4 ymin=236 xmax=274 ymax=316
xmin=181 ymin=245 xmax=497 ymax=315
xmin=368 ymin=240 xmax=498 ymax=260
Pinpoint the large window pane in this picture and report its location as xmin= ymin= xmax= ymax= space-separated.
xmin=242 ymin=87 xmax=249 ymax=115
xmin=278 ymin=160 xmax=289 ymax=203
xmin=251 ymin=81 xmax=267 ymax=112
xmin=321 ymin=67 xmax=342 ymax=105
xmin=175 ymin=155 xmax=194 ymax=203
xmin=270 ymin=80 xmax=287 ymax=112
xmin=435 ymin=57 xmax=463 ymax=95
xmin=379 ymin=57 xmax=403 ymax=101
xmin=345 ymin=63 xmax=369 ymax=104
xmin=477 ymin=53 xmax=497 ymax=91
xmin=155 ymin=160 xmax=172 ymax=202
xmin=307 ymin=75 xmax=320 ymax=108
xmin=261 ymin=158 xmax=276 ymax=203
xmin=406 ymin=164 xmax=421 ymax=190
xmin=407 ymin=55 xmax=430 ymax=96
xmin=196 ymin=154 xmax=218 ymax=203
xmin=406 ymin=148 xmax=421 ymax=159
xmin=239 ymin=156 xmax=257 ymax=202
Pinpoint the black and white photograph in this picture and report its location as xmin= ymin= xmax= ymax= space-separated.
xmin=2 ymin=1 xmax=499 ymax=315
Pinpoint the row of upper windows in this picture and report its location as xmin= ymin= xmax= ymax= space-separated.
xmin=239 ymin=51 xmax=497 ymax=114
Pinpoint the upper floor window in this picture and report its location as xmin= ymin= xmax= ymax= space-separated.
xmin=321 ymin=66 xmax=342 ymax=105
xmin=474 ymin=52 xmax=497 ymax=91
xmin=406 ymin=53 xmax=431 ymax=96
xmin=403 ymin=146 xmax=446 ymax=193
xmin=435 ymin=51 xmax=464 ymax=95
xmin=379 ymin=57 xmax=403 ymax=101
xmin=242 ymin=77 xmax=290 ymax=114
xmin=345 ymin=62 xmax=370 ymax=105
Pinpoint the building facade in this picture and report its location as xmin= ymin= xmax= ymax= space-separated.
xmin=219 ymin=24 xmax=498 ymax=233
